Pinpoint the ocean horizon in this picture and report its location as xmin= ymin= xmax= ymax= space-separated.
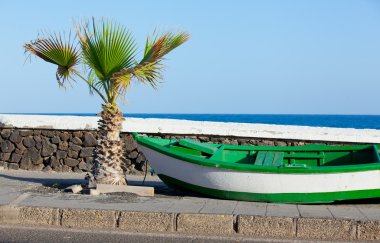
xmin=3 ymin=113 xmax=380 ymax=130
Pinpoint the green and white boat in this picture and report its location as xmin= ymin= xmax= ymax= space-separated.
xmin=133 ymin=133 xmax=380 ymax=203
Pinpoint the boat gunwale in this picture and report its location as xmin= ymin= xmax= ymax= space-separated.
xmin=134 ymin=134 xmax=380 ymax=174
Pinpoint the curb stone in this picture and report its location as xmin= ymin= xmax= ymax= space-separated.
xmin=119 ymin=212 xmax=175 ymax=232
xmin=296 ymin=218 xmax=356 ymax=240
xmin=237 ymin=215 xmax=296 ymax=238
xmin=19 ymin=207 xmax=60 ymax=226
xmin=176 ymin=213 xmax=234 ymax=235
xmin=0 ymin=206 xmax=380 ymax=241
xmin=61 ymin=208 xmax=117 ymax=229
xmin=0 ymin=206 xmax=19 ymax=224
xmin=357 ymin=220 xmax=380 ymax=241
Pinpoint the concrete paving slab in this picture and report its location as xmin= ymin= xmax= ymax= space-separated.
xmin=19 ymin=193 xmax=175 ymax=212
xmin=0 ymin=182 xmax=37 ymax=191
xmin=356 ymin=205 xmax=380 ymax=221
xmin=327 ymin=205 xmax=367 ymax=220
xmin=199 ymin=199 xmax=238 ymax=214
xmin=166 ymin=197 xmax=208 ymax=213
xmin=18 ymin=193 xmax=108 ymax=209
xmin=297 ymin=205 xmax=333 ymax=219
xmin=115 ymin=198 xmax=175 ymax=212
xmin=0 ymin=183 xmax=24 ymax=205
xmin=0 ymin=187 xmax=18 ymax=196
xmin=0 ymin=191 xmax=24 ymax=206
xmin=266 ymin=203 xmax=300 ymax=218
xmin=233 ymin=201 xmax=267 ymax=216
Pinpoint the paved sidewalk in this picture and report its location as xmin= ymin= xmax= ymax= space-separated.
xmin=0 ymin=169 xmax=379 ymax=241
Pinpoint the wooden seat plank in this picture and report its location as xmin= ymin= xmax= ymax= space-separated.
xmin=273 ymin=152 xmax=285 ymax=166
xmin=179 ymin=139 xmax=218 ymax=155
xmin=169 ymin=145 xmax=202 ymax=156
xmin=263 ymin=152 xmax=275 ymax=166
xmin=255 ymin=151 xmax=266 ymax=165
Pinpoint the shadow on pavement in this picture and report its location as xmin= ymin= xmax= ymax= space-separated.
xmin=0 ymin=173 xmax=83 ymax=187
xmin=0 ymin=173 xmax=204 ymax=198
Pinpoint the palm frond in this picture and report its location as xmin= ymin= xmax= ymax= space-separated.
xmin=24 ymin=32 xmax=80 ymax=87
xmin=74 ymin=18 xmax=137 ymax=82
xmin=140 ymin=31 xmax=190 ymax=64
xmin=113 ymin=31 xmax=189 ymax=89
xmin=130 ymin=62 xmax=162 ymax=89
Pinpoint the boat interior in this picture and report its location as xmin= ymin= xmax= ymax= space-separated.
xmin=148 ymin=137 xmax=380 ymax=167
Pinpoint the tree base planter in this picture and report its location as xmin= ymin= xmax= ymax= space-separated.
xmin=96 ymin=184 xmax=154 ymax=197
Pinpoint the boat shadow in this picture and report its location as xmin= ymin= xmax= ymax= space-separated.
xmin=330 ymin=198 xmax=380 ymax=205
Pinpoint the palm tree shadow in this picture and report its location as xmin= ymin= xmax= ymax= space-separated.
xmin=0 ymin=173 xmax=201 ymax=197
xmin=0 ymin=173 xmax=84 ymax=189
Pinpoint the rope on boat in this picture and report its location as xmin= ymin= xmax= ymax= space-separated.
xmin=142 ymin=160 xmax=148 ymax=185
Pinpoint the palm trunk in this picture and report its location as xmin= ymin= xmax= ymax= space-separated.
xmin=94 ymin=103 xmax=127 ymax=185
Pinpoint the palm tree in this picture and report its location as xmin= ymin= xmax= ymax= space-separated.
xmin=24 ymin=18 xmax=189 ymax=185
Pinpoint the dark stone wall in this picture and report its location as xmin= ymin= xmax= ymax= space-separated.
xmin=0 ymin=128 xmax=366 ymax=173
xmin=0 ymin=128 xmax=145 ymax=174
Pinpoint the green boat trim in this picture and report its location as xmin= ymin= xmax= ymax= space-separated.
xmin=133 ymin=133 xmax=380 ymax=174
xmin=158 ymin=174 xmax=380 ymax=204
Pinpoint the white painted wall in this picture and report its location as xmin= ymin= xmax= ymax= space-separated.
xmin=1 ymin=114 xmax=379 ymax=143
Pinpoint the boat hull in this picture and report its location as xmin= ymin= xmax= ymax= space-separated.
xmin=139 ymin=145 xmax=380 ymax=203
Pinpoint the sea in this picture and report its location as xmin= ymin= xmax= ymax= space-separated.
xmin=10 ymin=113 xmax=380 ymax=130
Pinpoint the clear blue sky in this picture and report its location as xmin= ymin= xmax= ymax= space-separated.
xmin=1 ymin=0 xmax=379 ymax=114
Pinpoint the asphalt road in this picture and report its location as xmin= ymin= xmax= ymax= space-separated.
xmin=0 ymin=225 xmax=330 ymax=243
